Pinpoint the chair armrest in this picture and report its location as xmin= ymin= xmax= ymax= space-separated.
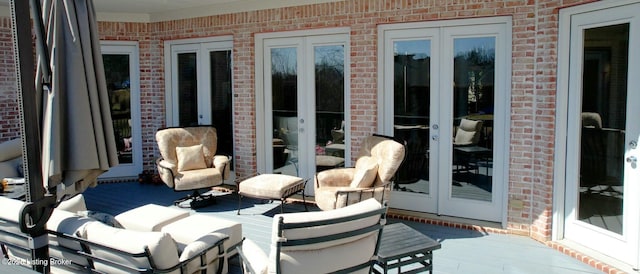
xmin=335 ymin=181 xmax=391 ymax=195
xmin=212 ymin=155 xmax=231 ymax=180
xmin=333 ymin=182 xmax=392 ymax=209
xmin=236 ymin=238 xmax=268 ymax=274
xmin=156 ymin=158 xmax=176 ymax=187
xmin=179 ymin=232 xmax=228 ymax=274
xmin=315 ymin=167 xmax=355 ymax=188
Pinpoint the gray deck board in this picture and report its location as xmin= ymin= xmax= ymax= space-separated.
xmin=1 ymin=181 xmax=602 ymax=274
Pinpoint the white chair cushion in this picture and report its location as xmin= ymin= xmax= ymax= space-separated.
xmin=162 ymin=214 xmax=242 ymax=274
xmin=83 ymin=221 xmax=181 ymax=274
xmin=161 ymin=214 xmax=242 ymax=255
xmin=268 ymin=198 xmax=382 ymax=273
xmin=240 ymin=239 xmax=268 ymax=274
xmin=115 ymin=204 xmax=189 ymax=232
xmin=47 ymin=209 xmax=96 ymax=267
xmin=350 ymin=156 xmax=378 ymax=188
xmin=176 ymin=144 xmax=207 ymax=172
xmin=0 ymin=138 xmax=22 ymax=162
xmin=56 ymin=194 xmax=88 ymax=213
xmin=180 ymin=232 xmax=227 ymax=274
xmin=0 ymin=197 xmax=29 ymax=251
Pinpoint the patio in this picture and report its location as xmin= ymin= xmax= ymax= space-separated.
xmin=55 ymin=180 xmax=603 ymax=274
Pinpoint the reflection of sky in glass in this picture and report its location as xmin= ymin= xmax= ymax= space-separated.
xmin=454 ymin=37 xmax=495 ymax=55
xmin=394 ymin=40 xmax=430 ymax=59
xmin=315 ymin=45 xmax=344 ymax=72
xmin=271 ymin=47 xmax=297 ymax=75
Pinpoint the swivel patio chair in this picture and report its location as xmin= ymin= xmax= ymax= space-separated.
xmin=314 ymin=134 xmax=405 ymax=211
xmin=237 ymin=198 xmax=387 ymax=274
xmin=156 ymin=126 xmax=231 ymax=208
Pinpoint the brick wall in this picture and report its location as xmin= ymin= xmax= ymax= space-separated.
xmin=0 ymin=17 xmax=18 ymax=142
xmin=0 ymin=0 xmax=598 ymax=239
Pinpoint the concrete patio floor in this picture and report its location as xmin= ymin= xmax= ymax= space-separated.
xmin=72 ymin=181 xmax=602 ymax=274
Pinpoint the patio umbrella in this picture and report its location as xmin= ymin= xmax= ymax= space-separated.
xmin=36 ymin=0 xmax=119 ymax=197
xmin=10 ymin=0 xmax=117 ymax=271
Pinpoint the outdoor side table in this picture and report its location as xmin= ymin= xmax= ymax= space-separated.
xmin=373 ymin=222 xmax=441 ymax=274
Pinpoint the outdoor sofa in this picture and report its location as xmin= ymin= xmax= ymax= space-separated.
xmin=0 ymin=194 xmax=242 ymax=273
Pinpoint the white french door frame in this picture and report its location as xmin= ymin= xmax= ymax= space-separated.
xmin=255 ymin=28 xmax=350 ymax=194
xmin=99 ymin=41 xmax=142 ymax=179
xmin=164 ymin=36 xmax=233 ymax=126
xmin=553 ymin=0 xmax=640 ymax=269
xmin=378 ymin=17 xmax=511 ymax=225
xmin=379 ymin=28 xmax=440 ymax=213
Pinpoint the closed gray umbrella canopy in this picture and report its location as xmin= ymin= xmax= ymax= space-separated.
xmin=37 ymin=0 xmax=118 ymax=197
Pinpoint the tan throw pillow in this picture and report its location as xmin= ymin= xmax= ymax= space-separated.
xmin=176 ymin=144 xmax=207 ymax=172
xmin=350 ymin=156 xmax=378 ymax=188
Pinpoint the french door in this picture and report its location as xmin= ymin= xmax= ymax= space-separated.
xmin=166 ymin=38 xmax=234 ymax=156
xmin=100 ymin=42 xmax=142 ymax=178
xmin=561 ymin=2 xmax=640 ymax=268
xmin=256 ymin=30 xmax=349 ymax=194
xmin=380 ymin=18 xmax=510 ymax=222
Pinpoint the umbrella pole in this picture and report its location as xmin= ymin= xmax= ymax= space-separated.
xmin=10 ymin=1 xmax=55 ymax=273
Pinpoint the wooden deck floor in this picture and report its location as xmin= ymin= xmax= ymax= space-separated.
xmin=73 ymin=181 xmax=602 ymax=274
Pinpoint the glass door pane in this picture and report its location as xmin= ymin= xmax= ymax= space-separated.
xmin=209 ymin=50 xmax=233 ymax=156
xmin=578 ymin=23 xmax=627 ymax=235
xmin=393 ymin=40 xmax=431 ymax=194
xmin=451 ymin=37 xmax=495 ymax=202
xmin=100 ymin=43 xmax=142 ymax=179
xmin=104 ymin=54 xmax=133 ymax=164
xmin=272 ymin=47 xmax=299 ymax=176
xmin=563 ymin=4 xmax=640 ymax=266
xmin=315 ymin=45 xmax=345 ymax=172
xmin=178 ymin=53 xmax=198 ymax=126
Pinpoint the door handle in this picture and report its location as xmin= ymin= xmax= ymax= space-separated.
xmin=626 ymin=156 xmax=637 ymax=164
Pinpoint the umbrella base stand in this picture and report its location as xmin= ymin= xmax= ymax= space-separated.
xmin=175 ymin=190 xmax=217 ymax=209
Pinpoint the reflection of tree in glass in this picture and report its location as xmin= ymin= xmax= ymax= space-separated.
xmin=454 ymin=46 xmax=495 ymax=115
xmin=315 ymin=46 xmax=344 ymax=113
xmin=103 ymin=54 xmax=130 ymax=90
xmin=271 ymin=48 xmax=298 ymax=112
xmin=393 ymin=53 xmax=430 ymax=118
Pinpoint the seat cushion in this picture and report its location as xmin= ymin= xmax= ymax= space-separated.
xmin=47 ymin=210 xmax=96 ymax=267
xmin=115 ymin=204 xmax=189 ymax=232
xmin=161 ymin=214 xmax=242 ymax=254
xmin=162 ymin=214 xmax=243 ymax=274
xmin=454 ymin=119 xmax=483 ymax=145
xmin=83 ymin=221 xmax=181 ymax=274
xmin=316 ymin=155 xmax=344 ymax=167
xmin=175 ymin=168 xmax=222 ymax=190
xmin=176 ymin=144 xmax=207 ymax=172
xmin=350 ymin=156 xmax=378 ymax=188
xmin=269 ymin=199 xmax=382 ymax=273
xmin=0 ymin=138 xmax=22 ymax=162
xmin=239 ymin=174 xmax=304 ymax=200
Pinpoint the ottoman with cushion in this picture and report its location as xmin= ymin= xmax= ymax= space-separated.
xmin=237 ymin=174 xmax=308 ymax=214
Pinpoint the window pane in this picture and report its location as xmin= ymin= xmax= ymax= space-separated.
xmin=272 ymin=48 xmax=299 ymax=176
xmin=209 ymin=50 xmax=233 ymax=156
xmin=578 ymin=23 xmax=628 ymax=235
xmin=315 ymin=45 xmax=345 ymax=171
xmin=451 ymin=37 xmax=495 ymax=202
xmin=393 ymin=40 xmax=430 ymax=194
xmin=103 ymin=54 xmax=133 ymax=164
xmin=178 ymin=53 xmax=198 ymax=126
